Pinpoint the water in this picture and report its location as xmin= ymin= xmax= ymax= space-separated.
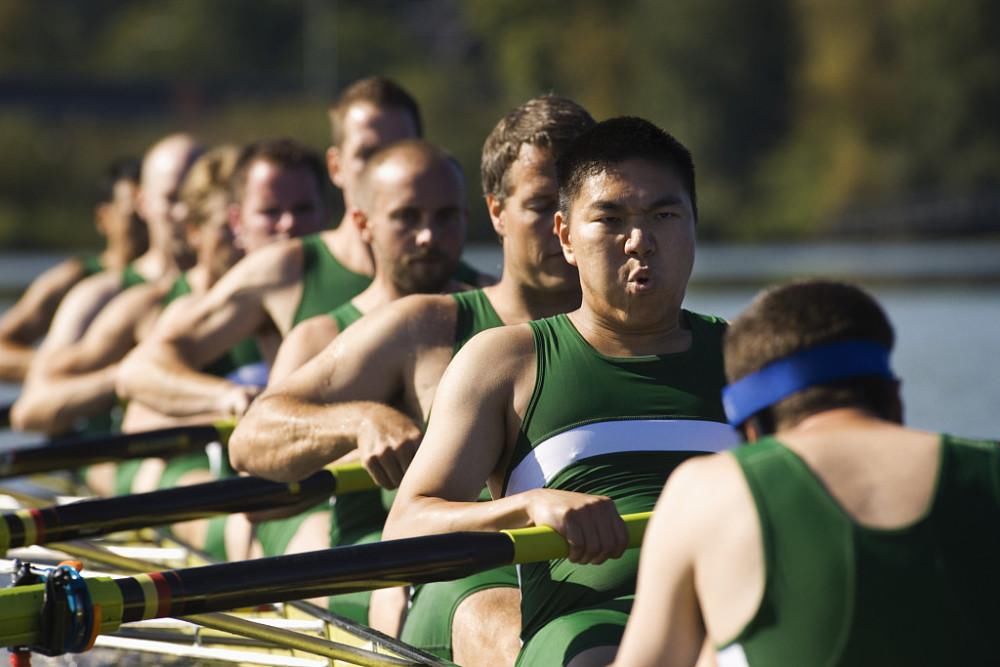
xmin=2 ymin=244 xmax=999 ymax=442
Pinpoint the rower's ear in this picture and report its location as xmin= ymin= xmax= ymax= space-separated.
xmin=227 ymin=202 xmax=244 ymax=249
xmin=486 ymin=194 xmax=505 ymax=238
xmin=555 ymin=210 xmax=577 ymax=266
xmin=353 ymin=208 xmax=372 ymax=244
xmin=326 ymin=146 xmax=343 ymax=189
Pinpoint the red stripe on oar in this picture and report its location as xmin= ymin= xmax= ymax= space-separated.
xmin=29 ymin=507 xmax=45 ymax=544
xmin=149 ymin=571 xmax=173 ymax=618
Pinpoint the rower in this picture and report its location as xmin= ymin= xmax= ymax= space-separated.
xmin=268 ymin=139 xmax=469 ymax=383
xmin=382 ymin=117 xmax=740 ymax=666
xmin=11 ymin=134 xmax=203 ymax=434
xmin=224 ymin=138 xmax=472 ymax=592
xmin=230 ymin=95 xmax=594 ymax=666
xmin=614 ymin=279 xmax=1000 ymax=666
xmin=115 ymin=77 xmax=454 ymax=419
xmin=0 ymin=157 xmax=146 ymax=383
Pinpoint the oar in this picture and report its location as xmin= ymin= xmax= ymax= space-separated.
xmin=0 ymin=420 xmax=236 ymax=478
xmin=0 ymin=513 xmax=650 ymax=653
xmin=0 ymin=462 xmax=375 ymax=552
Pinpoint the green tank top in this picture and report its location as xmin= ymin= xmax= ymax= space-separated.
xmin=718 ymin=434 xmax=1000 ymax=667
xmin=509 ymin=311 xmax=738 ymax=640
xmin=324 ymin=299 xmax=387 ymax=546
xmin=79 ymin=254 xmax=104 ymax=276
xmin=162 ymin=273 xmax=262 ymax=379
xmin=293 ymin=234 xmax=372 ymax=326
xmin=328 ymin=301 xmax=363 ymax=332
xmin=120 ymin=263 xmax=146 ymax=289
xmin=451 ymin=289 xmax=504 ymax=354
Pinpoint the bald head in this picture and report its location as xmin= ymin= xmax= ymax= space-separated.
xmin=139 ymin=133 xmax=204 ymax=254
xmin=355 ymin=139 xmax=463 ymax=213
xmin=354 ymin=139 xmax=466 ymax=294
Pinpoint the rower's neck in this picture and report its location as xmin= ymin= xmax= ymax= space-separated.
xmin=132 ymin=247 xmax=186 ymax=283
xmin=323 ymin=215 xmax=375 ymax=277
xmin=568 ymin=304 xmax=690 ymax=357
xmin=485 ymin=277 xmax=582 ymax=325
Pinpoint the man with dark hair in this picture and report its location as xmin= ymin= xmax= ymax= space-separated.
xmin=614 ymin=279 xmax=1000 ymax=667
xmin=230 ymin=95 xmax=595 ymax=666
xmin=0 ymin=158 xmax=146 ymax=382
xmin=382 ymin=116 xmax=737 ymax=666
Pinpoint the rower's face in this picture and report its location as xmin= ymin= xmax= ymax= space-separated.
xmin=235 ymin=160 xmax=327 ymax=253
xmin=489 ymin=144 xmax=579 ymax=292
xmin=99 ymin=179 xmax=145 ymax=248
xmin=139 ymin=146 xmax=196 ymax=255
xmin=363 ymin=156 xmax=466 ymax=294
xmin=330 ymin=103 xmax=419 ymax=209
xmin=189 ymin=191 xmax=242 ymax=278
xmin=556 ymin=158 xmax=695 ymax=323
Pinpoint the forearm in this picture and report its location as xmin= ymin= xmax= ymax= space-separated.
xmin=10 ymin=366 xmax=118 ymax=435
xmin=0 ymin=339 xmax=33 ymax=382
xmin=383 ymin=491 xmax=535 ymax=541
xmin=117 ymin=345 xmax=238 ymax=417
xmin=228 ymin=394 xmax=365 ymax=481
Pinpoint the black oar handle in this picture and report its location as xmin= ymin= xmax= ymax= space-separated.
xmin=0 ymin=423 xmax=230 ymax=478
xmin=114 ymin=531 xmax=516 ymax=622
xmin=0 ymin=400 xmax=11 ymax=429
xmin=0 ymin=470 xmax=339 ymax=550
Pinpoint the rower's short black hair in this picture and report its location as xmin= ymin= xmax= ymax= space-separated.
xmin=725 ymin=280 xmax=899 ymax=429
xmin=556 ymin=116 xmax=697 ymax=220
xmin=97 ymin=156 xmax=141 ymax=204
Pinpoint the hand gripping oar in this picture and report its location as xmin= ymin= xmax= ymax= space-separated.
xmin=0 ymin=462 xmax=375 ymax=552
xmin=0 ymin=420 xmax=236 ymax=479
xmin=0 ymin=512 xmax=650 ymax=654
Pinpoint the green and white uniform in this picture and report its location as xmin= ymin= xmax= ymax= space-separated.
xmin=400 ymin=289 xmax=519 ymax=662
xmin=717 ymin=434 xmax=1000 ymax=667
xmin=293 ymin=234 xmax=373 ymax=324
xmin=511 ymin=311 xmax=737 ymax=665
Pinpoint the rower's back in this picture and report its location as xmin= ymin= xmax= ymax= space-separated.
xmin=715 ymin=425 xmax=1000 ymax=667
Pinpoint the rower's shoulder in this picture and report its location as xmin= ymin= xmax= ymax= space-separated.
xmin=374 ymin=292 xmax=460 ymax=339
xmin=229 ymin=236 xmax=308 ymax=285
xmin=454 ymin=321 xmax=536 ymax=372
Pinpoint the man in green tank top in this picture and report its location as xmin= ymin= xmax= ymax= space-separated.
xmin=615 ymin=280 xmax=1000 ymax=667
xmin=116 ymin=78 xmax=460 ymax=420
xmin=231 ymin=95 xmax=595 ymax=665
xmin=384 ymin=117 xmax=738 ymax=666
xmin=0 ymin=157 xmax=146 ymax=382
xmin=12 ymin=135 xmax=203 ymax=433
xmin=268 ymin=139 xmax=468 ymax=384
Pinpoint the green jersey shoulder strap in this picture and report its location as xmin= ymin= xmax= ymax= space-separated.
xmin=293 ymin=234 xmax=372 ymax=325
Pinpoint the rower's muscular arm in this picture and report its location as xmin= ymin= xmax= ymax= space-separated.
xmin=117 ymin=244 xmax=300 ymax=417
xmin=230 ymin=299 xmax=428 ymax=483
xmin=268 ymin=314 xmax=342 ymax=385
xmin=385 ymin=325 xmax=629 ymax=565
xmin=0 ymin=257 xmax=87 ymax=381
xmin=11 ymin=284 xmax=165 ymax=433
xmin=612 ymin=461 xmax=712 ymax=667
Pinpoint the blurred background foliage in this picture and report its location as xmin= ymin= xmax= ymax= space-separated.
xmin=0 ymin=0 xmax=998 ymax=248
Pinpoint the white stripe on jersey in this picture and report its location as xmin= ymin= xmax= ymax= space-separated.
xmin=717 ymin=644 xmax=751 ymax=667
xmin=503 ymin=419 xmax=739 ymax=497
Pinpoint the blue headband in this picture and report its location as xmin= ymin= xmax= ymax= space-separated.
xmin=722 ymin=339 xmax=895 ymax=427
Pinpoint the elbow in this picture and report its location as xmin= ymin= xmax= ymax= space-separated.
xmin=11 ymin=393 xmax=63 ymax=435
xmin=227 ymin=413 xmax=291 ymax=480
